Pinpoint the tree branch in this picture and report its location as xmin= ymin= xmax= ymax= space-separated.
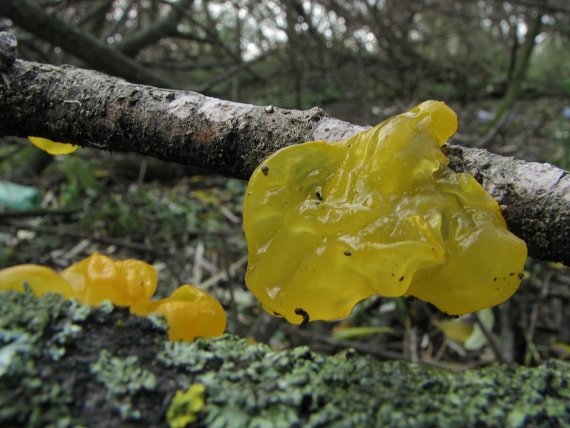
xmin=0 ymin=44 xmax=569 ymax=265
xmin=113 ymin=0 xmax=193 ymax=57
xmin=0 ymin=0 xmax=181 ymax=89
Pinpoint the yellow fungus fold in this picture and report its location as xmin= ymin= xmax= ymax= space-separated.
xmin=243 ymin=100 xmax=527 ymax=324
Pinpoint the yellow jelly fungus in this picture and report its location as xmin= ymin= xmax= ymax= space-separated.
xmin=243 ymin=100 xmax=527 ymax=324
xmin=167 ymin=383 xmax=206 ymax=428
xmin=133 ymin=285 xmax=227 ymax=342
xmin=60 ymin=253 xmax=130 ymax=306
xmin=0 ymin=264 xmax=75 ymax=299
xmin=115 ymin=259 xmax=158 ymax=306
xmin=28 ymin=136 xmax=79 ymax=155
xmin=0 ymin=255 xmax=225 ymax=343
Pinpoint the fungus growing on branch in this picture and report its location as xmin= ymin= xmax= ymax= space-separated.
xmin=243 ymin=101 xmax=527 ymax=324
xmin=28 ymin=137 xmax=78 ymax=154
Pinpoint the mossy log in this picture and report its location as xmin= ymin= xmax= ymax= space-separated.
xmin=1 ymin=291 xmax=569 ymax=428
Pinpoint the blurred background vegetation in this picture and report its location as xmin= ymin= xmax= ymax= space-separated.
xmin=1 ymin=0 xmax=570 ymax=368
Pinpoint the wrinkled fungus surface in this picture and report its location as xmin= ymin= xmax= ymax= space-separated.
xmin=244 ymin=101 xmax=527 ymax=324
xmin=131 ymin=285 xmax=227 ymax=342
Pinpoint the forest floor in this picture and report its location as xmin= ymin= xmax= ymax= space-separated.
xmin=1 ymin=96 xmax=570 ymax=370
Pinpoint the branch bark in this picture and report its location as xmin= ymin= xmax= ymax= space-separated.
xmin=0 ymin=43 xmax=569 ymax=265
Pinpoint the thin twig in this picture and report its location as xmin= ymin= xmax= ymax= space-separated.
xmin=220 ymin=234 xmax=242 ymax=336
xmin=473 ymin=311 xmax=505 ymax=363
xmin=280 ymin=323 xmax=406 ymax=361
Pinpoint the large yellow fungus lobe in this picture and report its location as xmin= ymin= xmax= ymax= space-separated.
xmin=243 ymin=101 xmax=527 ymax=324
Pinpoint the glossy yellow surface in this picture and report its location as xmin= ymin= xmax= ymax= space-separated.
xmin=244 ymin=100 xmax=527 ymax=324
xmin=28 ymin=137 xmax=78 ymax=155
xmin=134 ymin=285 xmax=227 ymax=342
xmin=115 ymin=259 xmax=158 ymax=306
xmin=0 ymin=264 xmax=75 ymax=299
xmin=0 ymin=255 xmax=225 ymax=342
xmin=61 ymin=253 xmax=130 ymax=306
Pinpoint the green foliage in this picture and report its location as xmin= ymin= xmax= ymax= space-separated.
xmin=59 ymin=155 xmax=104 ymax=206
xmin=528 ymin=36 xmax=570 ymax=94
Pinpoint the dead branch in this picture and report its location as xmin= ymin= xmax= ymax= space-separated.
xmin=0 ymin=38 xmax=569 ymax=265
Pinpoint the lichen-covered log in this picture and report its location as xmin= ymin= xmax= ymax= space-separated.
xmin=0 ymin=35 xmax=569 ymax=265
xmin=1 ymin=291 xmax=570 ymax=428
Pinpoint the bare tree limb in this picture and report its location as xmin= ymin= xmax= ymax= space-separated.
xmin=0 ymin=44 xmax=569 ymax=265
xmin=113 ymin=0 xmax=194 ymax=57
xmin=0 ymin=0 xmax=181 ymax=89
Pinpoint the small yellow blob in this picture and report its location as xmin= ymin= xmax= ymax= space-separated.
xmin=60 ymin=253 xmax=130 ymax=306
xmin=115 ymin=259 xmax=158 ymax=306
xmin=167 ymin=383 xmax=206 ymax=428
xmin=132 ymin=285 xmax=227 ymax=342
xmin=243 ymin=100 xmax=527 ymax=324
xmin=28 ymin=136 xmax=78 ymax=155
xmin=0 ymin=264 xmax=75 ymax=299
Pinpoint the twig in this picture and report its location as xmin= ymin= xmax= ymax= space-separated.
xmin=526 ymin=271 xmax=553 ymax=365
xmin=199 ymin=254 xmax=247 ymax=290
xmin=136 ymin=158 xmax=148 ymax=186
xmin=409 ymin=326 xmax=419 ymax=363
xmin=249 ymin=311 xmax=283 ymax=343
xmin=0 ymin=207 xmax=80 ymax=218
xmin=475 ymin=108 xmax=511 ymax=148
xmin=500 ymin=301 xmax=515 ymax=363
xmin=280 ymin=323 xmax=406 ymax=361
xmin=473 ymin=311 xmax=505 ymax=363
xmin=220 ymin=234 xmax=241 ymax=336
xmin=192 ymin=241 xmax=204 ymax=286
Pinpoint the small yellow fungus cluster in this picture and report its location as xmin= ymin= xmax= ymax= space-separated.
xmin=0 ymin=253 xmax=226 ymax=342
xmin=166 ymin=383 xmax=206 ymax=428
xmin=28 ymin=136 xmax=78 ymax=155
xmin=244 ymin=101 xmax=527 ymax=324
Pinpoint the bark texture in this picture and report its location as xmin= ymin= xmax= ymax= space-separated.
xmin=0 ymin=48 xmax=569 ymax=265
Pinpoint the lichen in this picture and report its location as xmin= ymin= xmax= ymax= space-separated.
xmin=158 ymin=335 xmax=570 ymax=428
xmin=2 ymin=291 xmax=570 ymax=427
xmin=0 ymin=291 xmax=76 ymax=427
xmin=90 ymin=349 xmax=157 ymax=420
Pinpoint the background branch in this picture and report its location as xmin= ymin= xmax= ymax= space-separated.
xmin=0 ymin=0 xmax=181 ymax=88
xmin=1 ymin=48 xmax=569 ymax=265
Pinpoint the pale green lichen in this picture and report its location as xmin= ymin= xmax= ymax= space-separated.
xmin=0 ymin=291 xmax=76 ymax=427
xmin=158 ymin=335 xmax=570 ymax=428
xmin=90 ymin=349 xmax=157 ymax=420
xmin=147 ymin=312 xmax=169 ymax=332
xmin=67 ymin=299 xmax=92 ymax=322
xmin=2 ymin=290 xmax=570 ymax=427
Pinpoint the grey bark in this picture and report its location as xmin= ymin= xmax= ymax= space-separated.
xmin=0 ymin=44 xmax=569 ymax=265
